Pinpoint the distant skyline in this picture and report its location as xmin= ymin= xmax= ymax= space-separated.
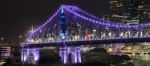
xmin=0 ymin=0 xmax=149 ymax=43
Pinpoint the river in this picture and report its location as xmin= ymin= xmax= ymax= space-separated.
xmin=132 ymin=54 xmax=150 ymax=66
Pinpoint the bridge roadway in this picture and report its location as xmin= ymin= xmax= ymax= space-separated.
xmin=24 ymin=37 xmax=150 ymax=48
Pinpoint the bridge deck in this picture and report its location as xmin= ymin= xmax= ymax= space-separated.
xmin=24 ymin=37 xmax=150 ymax=48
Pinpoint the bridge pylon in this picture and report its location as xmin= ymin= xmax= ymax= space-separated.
xmin=59 ymin=6 xmax=81 ymax=64
xmin=59 ymin=46 xmax=81 ymax=64
xmin=21 ymin=48 xmax=40 ymax=64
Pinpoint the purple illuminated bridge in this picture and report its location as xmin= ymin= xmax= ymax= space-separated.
xmin=21 ymin=5 xmax=150 ymax=64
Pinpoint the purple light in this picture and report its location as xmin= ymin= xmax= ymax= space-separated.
xmin=27 ymin=5 xmax=150 ymax=39
xmin=63 ymin=5 xmax=150 ymax=28
xmin=29 ymin=7 xmax=62 ymax=38
xmin=64 ymin=50 xmax=67 ymax=64
xmin=21 ymin=49 xmax=28 ymax=62
xmin=21 ymin=48 xmax=40 ymax=64
xmin=61 ymin=5 xmax=64 ymax=13
xmin=59 ymin=47 xmax=68 ymax=64
xmin=64 ymin=6 xmax=129 ymax=28
xmin=59 ymin=46 xmax=81 ymax=64
xmin=24 ymin=5 xmax=150 ymax=63
xmin=32 ymin=48 xmax=40 ymax=62
xmin=64 ymin=7 xmax=122 ymax=27
xmin=74 ymin=50 xmax=77 ymax=63
xmin=65 ymin=5 xmax=129 ymax=27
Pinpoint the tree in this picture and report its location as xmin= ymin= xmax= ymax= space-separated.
xmin=110 ymin=55 xmax=123 ymax=64
xmin=121 ymin=55 xmax=131 ymax=61
xmin=83 ymin=48 xmax=111 ymax=64
xmin=39 ymin=49 xmax=60 ymax=64
xmin=110 ymin=54 xmax=131 ymax=65
xmin=2 ymin=57 xmax=16 ymax=66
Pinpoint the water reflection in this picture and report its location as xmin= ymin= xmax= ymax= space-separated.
xmin=132 ymin=54 xmax=150 ymax=66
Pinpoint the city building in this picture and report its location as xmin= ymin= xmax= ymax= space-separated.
xmin=139 ymin=4 xmax=150 ymax=23
xmin=110 ymin=0 xmax=143 ymax=24
xmin=0 ymin=47 xmax=11 ymax=61
xmin=109 ymin=0 xmax=124 ymax=22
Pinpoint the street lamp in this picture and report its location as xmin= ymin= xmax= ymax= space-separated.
xmin=19 ymin=35 xmax=22 ymax=39
xmin=1 ymin=37 xmax=4 ymax=41
xmin=1 ymin=37 xmax=4 ymax=42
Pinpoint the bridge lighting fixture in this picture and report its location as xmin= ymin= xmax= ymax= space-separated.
xmin=92 ymin=29 xmax=96 ymax=32
xmin=28 ymin=5 xmax=150 ymax=41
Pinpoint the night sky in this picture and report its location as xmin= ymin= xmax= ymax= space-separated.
xmin=0 ymin=0 xmax=149 ymax=43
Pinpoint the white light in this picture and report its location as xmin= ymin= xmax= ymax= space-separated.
xmin=93 ymin=29 xmax=96 ymax=32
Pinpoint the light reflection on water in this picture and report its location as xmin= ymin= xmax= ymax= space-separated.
xmin=132 ymin=54 xmax=150 ymax=66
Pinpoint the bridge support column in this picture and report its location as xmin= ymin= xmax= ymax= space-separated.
xmin=21 ymin=48 xmax=40 ymax=64
xmin=75 ymin=47 xmax=82 ymax=63
xmin=59 ymin=47 xmax=68 ymax=64
xmin=59 ymin=46 xmax=81 ymax=64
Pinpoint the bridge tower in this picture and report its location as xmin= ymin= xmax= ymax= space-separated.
xmin=59 ymin=6 xmax=81 ymax=64
xmin=21 ymin=48 xmax=40 ymax=64
xmin=21 ymin=26 xmax=40 ymax=64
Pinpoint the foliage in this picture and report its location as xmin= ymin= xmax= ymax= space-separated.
xmin=83 ymin=48 xmax=111 ymax=64
xmin=110 ymin=54 xmax=131 ymax=65
xmin=39 ymin=49 xmax=60 ymax=64
xmin=83 ymin=48 xmax=131 ymax=65
xmin=11 ymin=47 xmax=21 ymax=57
xmin=110 ymin=55 xmax=123 ymax=64
xmin=120 ymin=55 xmax=131 ymax=61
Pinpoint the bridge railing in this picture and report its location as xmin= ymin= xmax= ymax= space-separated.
xmin=25 ymin=30 xmax=150 ymax=44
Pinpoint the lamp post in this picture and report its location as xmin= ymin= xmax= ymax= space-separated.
xmin=1 ymin=37 xmax=4 ymax=41
xmin=0 ymin=37 xmax=4 ymax=45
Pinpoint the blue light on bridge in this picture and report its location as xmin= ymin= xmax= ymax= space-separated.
xmin=22 ymin=5 xmax=150 ymax=64
xmin=60 ymin=33 xmax=66 ymax=39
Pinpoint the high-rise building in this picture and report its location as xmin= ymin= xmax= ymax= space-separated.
xmin=110 ymin=0 xmax=143 ymax=24
xmin=123 ymin=0 xmax=143 ymax=24
xmin=110 ymin=0 xmax=124 ymax=22
xmin=139 ymin=4 xmax=150 ymax=23
xmin=0 ymin=47 xmax=11 ymax=61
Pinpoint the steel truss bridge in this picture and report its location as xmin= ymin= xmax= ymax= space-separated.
xmin=21 ymin=5 xmax=150 ymax=64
